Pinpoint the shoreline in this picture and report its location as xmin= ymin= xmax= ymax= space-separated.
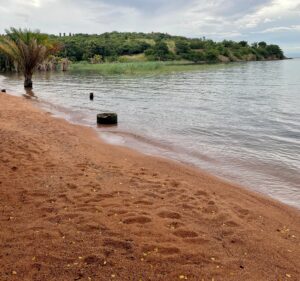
xmin=0 ymin=92 xmax=299 ymax=280
xmin=2 ymin=75 xmax=298 ymax=209
xmin=13 ymin=88 xmax=300 ymax=209
xmin=31 ymin=90 xmax=300 ymax=210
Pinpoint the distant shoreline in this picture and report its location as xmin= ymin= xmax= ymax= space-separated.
xmin=68 ymin=58 xmax=286 ymax=75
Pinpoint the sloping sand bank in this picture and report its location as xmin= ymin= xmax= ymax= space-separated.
xmin=0 ymin=93 xmax=299 ymax=281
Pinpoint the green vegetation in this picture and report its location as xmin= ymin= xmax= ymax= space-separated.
xmin=0 ymin=28 xmax=59 ymax=88
xmin=70 ymin=61 xmax=164 ymax=75
xmin=0 ymin=30 xmax=285 ymax=76
xmin=69 ymin=61 xmax=233 ymax=75
xmin=51 ymin=32 xmax=284 ymax=64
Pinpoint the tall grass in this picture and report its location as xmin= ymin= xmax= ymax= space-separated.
xmin=70 ymin=61 xmax=218 ymax=75
xmin=70 ymin=61 xmax=165 ymax=75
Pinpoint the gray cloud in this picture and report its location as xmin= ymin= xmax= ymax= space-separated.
xmin=0 ymin=0 xmax=299 ymax=55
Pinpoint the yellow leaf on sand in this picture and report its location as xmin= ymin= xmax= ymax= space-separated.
xmin=286 ymin=274 xmax=291 ymax=278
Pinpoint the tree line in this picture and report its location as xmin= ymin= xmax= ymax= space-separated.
xmin=52 ymin=32 xmax=284 ymax=63
xmin=1 ymin=30 xmax=285 ymax=72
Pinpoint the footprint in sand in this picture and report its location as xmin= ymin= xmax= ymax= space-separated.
xmin=169 ymin=180 xmax=181 ymax=187
xmin=29 ymin=192 xmax=47 ymax=198
xmin=156 ymin=246 xmax=180 ymax=255
xmin=133 ymin=200 xmax=154 ymax=206
xmin=194 ymin=190 xmax=208 ymax=197
xmin=181 ymin=203 xmax=195 ymax=210
xmin=168 ymin=221 xmax=185 ymax=230
xmin=202 ymin=204 xmax=219 ymax=214
xmin=173 ymin=229 xmax=198 ymax=238
xmin=76 ymin=223 xmax=107 ymax=233
xmin=224 ymin=220 xmax=240 ymax=227
xmin=234 ymin=206 xmax=251 ymax=217
xmin=84 ymin=255 xmax=105 ymax=265
xmin=58 ymin=194 xmax=74 ymax=204
xmin=40 ymin=207 xmax=57 ymax=213
xmin=122 ymin=216 xmax=152 ymax=224
xmin=84 ymin=193 xmax=114 ymax=203
xmin=103 ymin=238 xmax=133 ymax=252
xmin=47 ymin=215 xmax=62 ymax=224
xmin=66 ymin=183 xmax=78 ymax=190
xmin=158 ymin=211 xmax=181 ymax=220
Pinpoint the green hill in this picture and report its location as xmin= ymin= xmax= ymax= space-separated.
xmin=51 ymin=31 xmax=284 ymax=63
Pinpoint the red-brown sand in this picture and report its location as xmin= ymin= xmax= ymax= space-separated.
xmin=0 ymin=93 xmax=299 ymax=281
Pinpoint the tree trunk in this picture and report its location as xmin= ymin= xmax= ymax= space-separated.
xmin=24 ymin=75 xmax=33 ymax=89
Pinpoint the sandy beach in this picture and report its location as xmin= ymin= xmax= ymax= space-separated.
xmin=0 ymin=93 xmax=299 ymax=281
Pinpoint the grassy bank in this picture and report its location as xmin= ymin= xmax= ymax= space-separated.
xmin=69 ymin=61 xmax=220 ymax=75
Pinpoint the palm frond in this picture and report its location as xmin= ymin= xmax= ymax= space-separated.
xmin=0 ymin=28 xmax=59 ymax=77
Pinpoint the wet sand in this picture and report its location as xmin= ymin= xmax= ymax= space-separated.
xmin=0 ymin=93 xmax=299 ymax=281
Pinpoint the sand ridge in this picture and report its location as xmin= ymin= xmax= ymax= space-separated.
xmin=0 ymin=93 xmax=299 ymax=281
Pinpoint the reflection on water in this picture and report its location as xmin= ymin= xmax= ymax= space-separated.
xmin=1 ymin=59 xmax=300 ymax=208
xmin=23 ymin=89 xmax=38 ymax=100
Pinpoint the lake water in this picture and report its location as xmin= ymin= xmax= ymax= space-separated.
xmin=1 ymin=59 xmax=300 ymax=208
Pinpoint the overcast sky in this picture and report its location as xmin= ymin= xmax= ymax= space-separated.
xmin=0 ymin=0 xmax=299 ymax=56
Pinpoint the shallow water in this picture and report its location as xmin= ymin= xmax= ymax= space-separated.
xmin=1 ymin=60 xmax=300 ymax=208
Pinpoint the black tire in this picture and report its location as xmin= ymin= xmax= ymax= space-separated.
xmin=97 ymin=113 xmax=118 ymax=125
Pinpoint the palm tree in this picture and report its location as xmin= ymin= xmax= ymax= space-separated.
xmin=0 ymin=28 xmax=59 ymax=88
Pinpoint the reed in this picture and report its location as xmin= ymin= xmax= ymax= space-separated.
xmin=69 ymin=61 xmax=215 ymax=75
